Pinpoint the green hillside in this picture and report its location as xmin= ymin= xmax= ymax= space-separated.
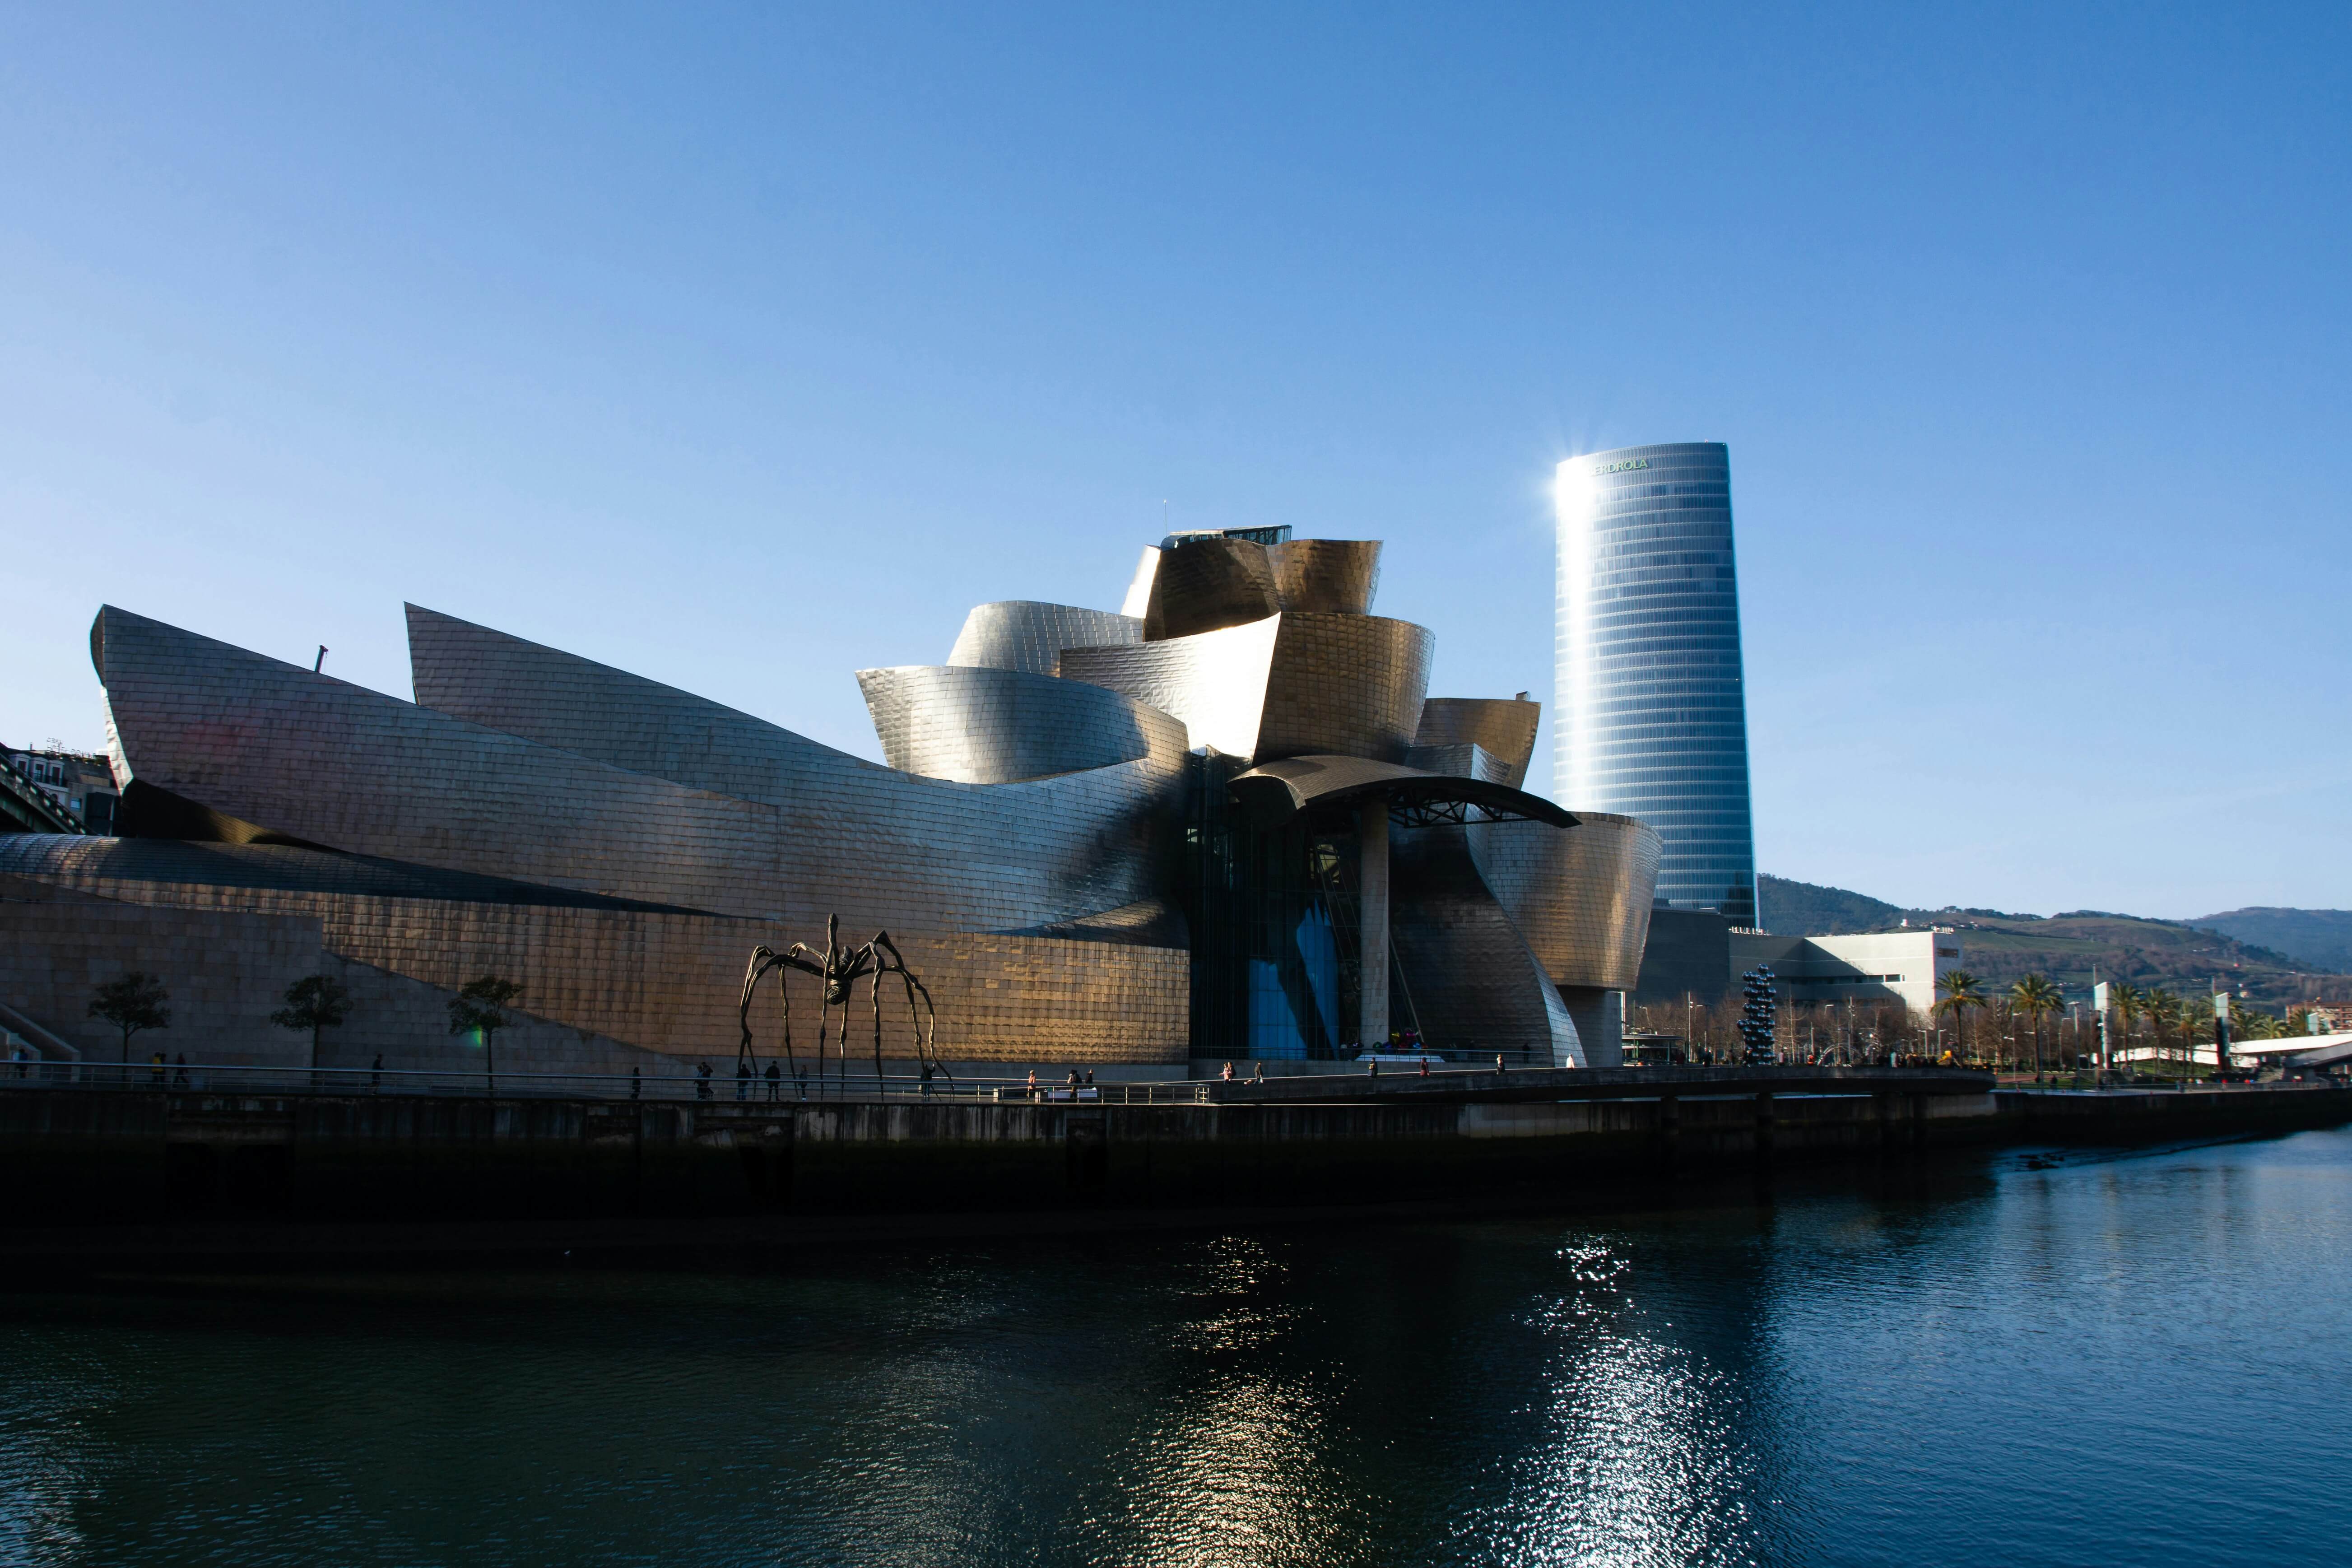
xmin=2191 ymin=908 xmax=2352 ymax=974
xmin=1757 ymin=875 xmax=1903 ymax=935
xmin=1759 ymin=874 xmax=2345 ymax=1007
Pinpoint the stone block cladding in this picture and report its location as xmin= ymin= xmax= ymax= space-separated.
xmin=0 ymin=842 xmax=1187 ymax=1068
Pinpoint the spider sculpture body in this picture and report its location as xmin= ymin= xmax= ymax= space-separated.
xmin=737 ymin=915 xmax=943 ymax=1094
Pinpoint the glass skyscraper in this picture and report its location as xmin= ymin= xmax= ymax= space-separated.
xmin=1554 ymin=441 xmax=1758 ymax=928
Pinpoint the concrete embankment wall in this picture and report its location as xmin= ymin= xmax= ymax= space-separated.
xmin=1 ymin=1086 xmax=2344 ymax=1228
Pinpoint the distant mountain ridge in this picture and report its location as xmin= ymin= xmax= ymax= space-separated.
xmin=2189 ymin=908 xmax=2352 ymax=975
xmin=1756 ymin=874 xmax=2349 ymax=1006
xmin=1757 ymin=875 xmax=1904 ymax=935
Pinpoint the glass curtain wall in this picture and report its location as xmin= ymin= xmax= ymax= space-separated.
xmin=1182 ymin=755 xmax=1354 ymax=1059
xmin=1555 ymin=442 xmax=1759 ymax=928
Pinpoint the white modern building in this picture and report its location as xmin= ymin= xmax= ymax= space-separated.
xmin=1729 ymin=928 xmax=1962 ymax=1019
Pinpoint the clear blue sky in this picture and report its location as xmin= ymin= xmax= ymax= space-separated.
xmin=4 ymin=3 xmax=2345 ymax=920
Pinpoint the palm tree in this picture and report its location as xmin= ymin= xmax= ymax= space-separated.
xmin=2011 ymin=975 xmax=2064 ymax=1077
xmin=2110 ymin=982 xmax=2146 ymax=1073
xmin=2145 ymin=990 xmax=2182 ymax=1079
xmin=1934 ymin=970 xmax=1990 ymax=1064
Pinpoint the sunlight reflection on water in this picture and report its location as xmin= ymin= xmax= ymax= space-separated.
xmin=1 ymin=1132 xmax=2348 ymax=1567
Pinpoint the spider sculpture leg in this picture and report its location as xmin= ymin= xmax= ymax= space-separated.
xmin=869 ymin=962 xmax=887 ymax=1093
xmin=737 ymin=946 xmax=779 ymax=1068
xmin=872 ymin=931 xmax=945 ymax=1086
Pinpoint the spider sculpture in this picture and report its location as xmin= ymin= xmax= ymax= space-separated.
xmin=737 ymin=915 xmax=944 ymax=1094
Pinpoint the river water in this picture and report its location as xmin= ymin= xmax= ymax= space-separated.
xmin=2 ymin=1130 xmax=2347 ymax=1566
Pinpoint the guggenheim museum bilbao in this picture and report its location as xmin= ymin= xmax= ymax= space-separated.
xmin=0 ymin=526 xmax=1661 ymax=1077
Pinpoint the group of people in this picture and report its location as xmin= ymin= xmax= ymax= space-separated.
xmin=1019 ymin=1068 xmax=1097 ymax=1099
xmin=697 ymin=1058 xmax=813 ymax=1102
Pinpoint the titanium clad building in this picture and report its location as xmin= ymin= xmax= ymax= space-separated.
xmin=0 ymin=523 xmax=1662 ymax=1078
xmin=1555 ymin=442 xmax=1758 ymax=929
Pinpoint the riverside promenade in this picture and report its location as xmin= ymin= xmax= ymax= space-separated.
xmin=3 ymin=1066 xmax=2347 ymax=1268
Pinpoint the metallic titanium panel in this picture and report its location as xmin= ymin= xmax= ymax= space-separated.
xmin=1267 ymin=539 xmax=1381 ymax=615
xmin=946 ymin=601 xmax=1141 ymax=677
xmin=1414 ymin=697 xmax=1540 ymax=790
xmin=1390 ymin=824 xmax=1584 ymax=1065
xmin=1059 ymin=616 xmax=1282 ymax=757
xmin=102 ymin=606 xmax=1176 ymax=935
xmin=1120 ymin=548 xmax=1160 ymax=618
xmin=1227 ymin=754 xmax=1572 ymax=828
xmin=1257 ymin=614 xmax=1432 ymax=763
xmin=1465 ymin=810 xmax=1661 ymax=991
xmin=1143 ymin=537 xmax=1280 ymax=640
xmin=855 ymin=665 xmax=1186 ymax=784
xmin=1556 ymin=441 xmax=1757 ymax=925
xmin=1403 ymin=742 xmax=1511 ymax=785
xmin=1061 ymin=612 xmax=1432 ymax=764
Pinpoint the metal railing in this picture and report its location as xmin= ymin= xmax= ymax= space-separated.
xmin=0 ymin=1059 xmax=1216 ymax=1104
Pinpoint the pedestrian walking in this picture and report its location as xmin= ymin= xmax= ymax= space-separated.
xmin=371 ymin=1053 xmax=384 ymax=1092
xmin=920 ymin=1061 xmax=935 ymax=1097
xmin=1221 ymin=1061 xmax=1235 ymax=1082
xmin=736 ymin=1058 xmax=752 ymax=1100
xmin=697 ymin=1061 xmax=714 ymax=1100
xmin=765 ymin=1060 xmax=782 ymax=1101
xmin=1495 ymin=1053 xmax=1506 ymax=1075
xmin=174 ymin=1052 xmax=189 ymax=1086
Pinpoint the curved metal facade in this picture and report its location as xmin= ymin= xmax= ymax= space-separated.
xmin=1142 ymin=537 xmax=1283 ymax=641
xmin=1413 ymin=697 xmax=1540 ymax=790
xmin=1390 ymin=825 xmax=1585 ymax=1065
xmin=19 ymin=522 xmax=1665 ymax=1075
xmin=1059 ymin=616 xmax=1283 ymax=757
xmin=1465 ymin=811 xmax=1661 ymax=992
xmin=1060 ymin=612 xmax=1432 ymax=764
xmin=855 ymin=664 xmax=1186 ymax=784
xmin=118 ymin=605 xmax=1181 ymax=935
xmin=1555 ymin=442 xmax=1758 ymax=927
xmin=1259 ymin=614 xmax=1432 ymax=763
xmin=1267 ymin=539 xmax=1381 ymax=615
xmin=946 ymin=601 xmax=1140 ymax=677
